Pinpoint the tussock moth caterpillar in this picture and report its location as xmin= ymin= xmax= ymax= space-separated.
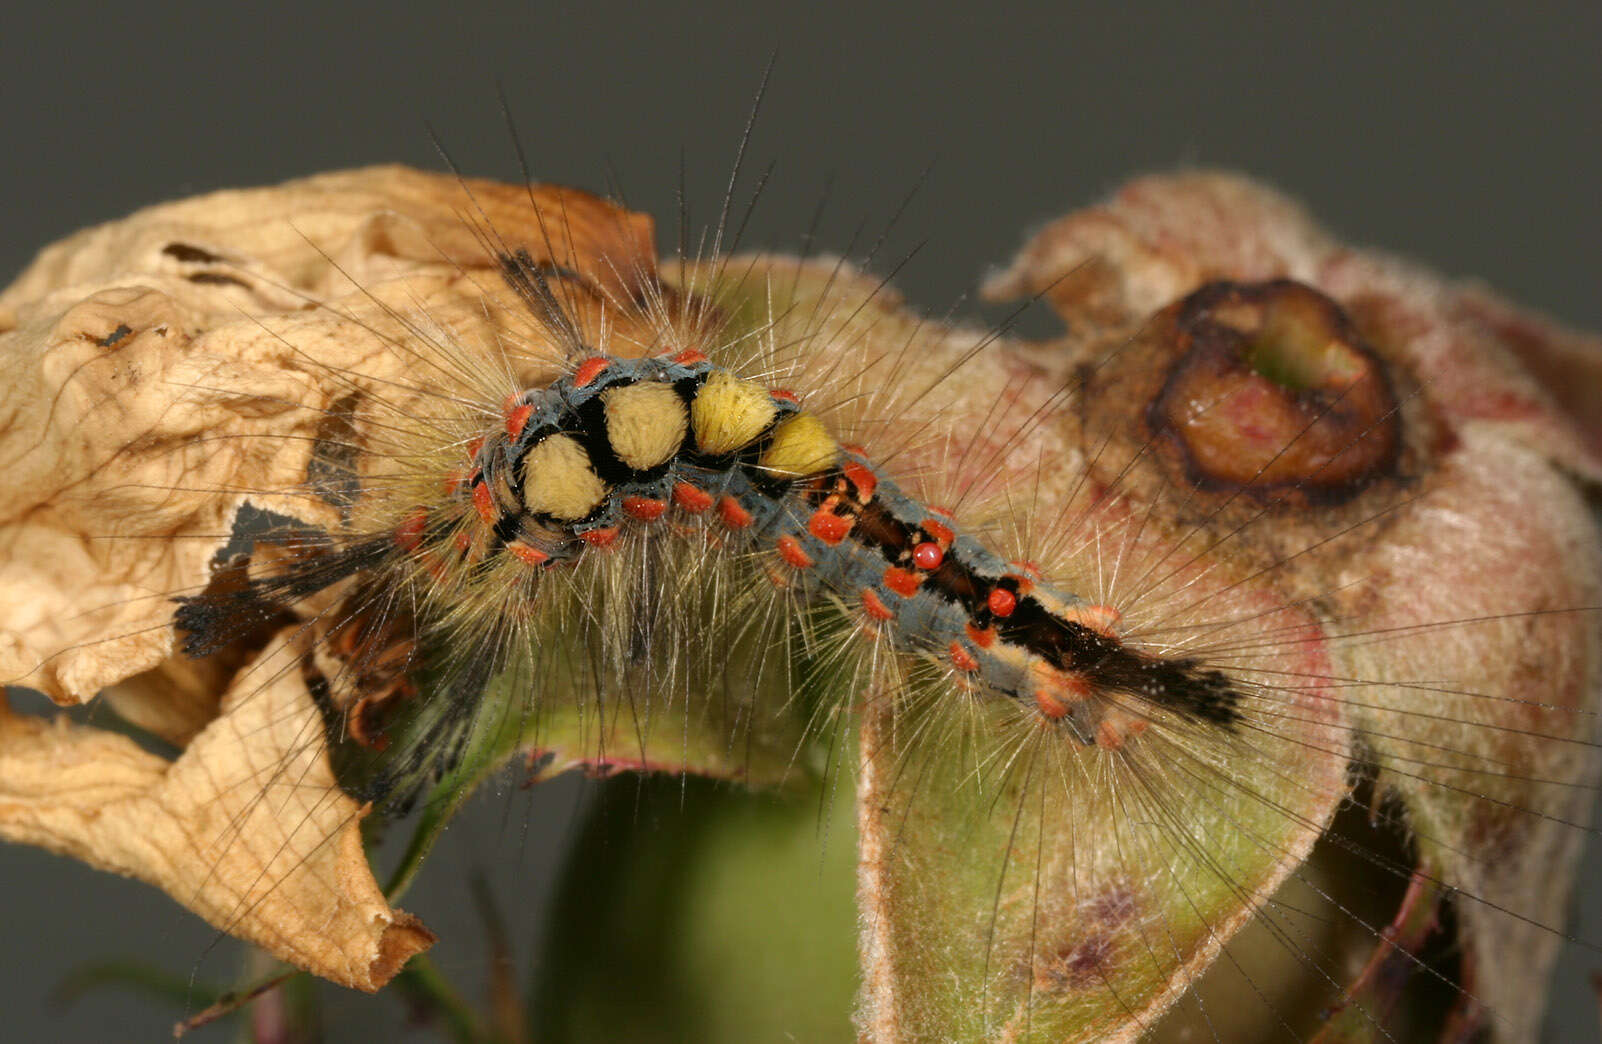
xmin=0 ymin=148 xmax=1599 ymax=1044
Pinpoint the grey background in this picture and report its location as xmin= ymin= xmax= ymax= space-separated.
xmin=2 ymin=3 xmax=1598 ymax=1041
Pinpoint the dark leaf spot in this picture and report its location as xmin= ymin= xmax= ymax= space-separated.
xmin=187 ymin=272 xmax=251 ymax=290
xmin=97 ymin=323 xmax=133 ymax=349
xmin=162 ymin=242 xmax=226 ymax=264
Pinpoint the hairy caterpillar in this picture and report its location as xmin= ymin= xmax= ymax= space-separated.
xmin=0 ymin=153 xmax=1598 ymax=1044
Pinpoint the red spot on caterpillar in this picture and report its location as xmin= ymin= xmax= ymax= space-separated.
xmin=466 ymin=436 xmax=485 ymax=459
xmin=453 ymin=530 xmax=472 ymax=553
xmin=472 ymin=482 xmax=496 ymax=525
xmin=883 ymin=567 xmax=921 ymax=597
xmin=808 ymin=507 xmax=852 ymax=545
xmin=573 ymin=357 xmax=611 ymax=387
xmin=622 ymin=496 xmax=667 ymax=522
xmin=921 ymin=519 xmax=955 ymax=546
xmin=672 ymin=481 xmax=714 ymax=513
xmin=670 ymin=348 xmax=708 ymax=365
xmin=987 ymin=587 xmax=1017 ymax=618
xmin=842 ymin=461 xmax=878 ymax=502
xmin=769 ymin=388 xmax=798 ymax=403
xmin=505 ymin=402 xmax=534 ymax=438
xmin=717 ymin=496 xmax=754 ymax=529
xmin=1095 ymin=716 xmax=1149 ymax=752
xmin=911 ymin=541 xmax=944 ymax=570
xmin=580 ymin=526 xmax=619 ymax=547
xmin=949 ymin=641 xmax=979 ymax=673
xmin=1035 ymin=691 xmax=1069 ymax=719
xmin=1066 ymin=603 xmax=1123 ymax=638
xmin=776 ymin=535 xmax=813 ymax=569
xmin=1032 ymin=662 xmax=1092 ymax=720
xmin=860 ymin=588 xmax=894 ymax=622
xmin=965 ymin=622 xmax=995 ymax=649
xmin=507 ymin=542 xmax=551 ymax=567
xmin=395 ymin=511 xmax=427 ymax=552
xmin=842 ymin=444 xmax=869 ymax=457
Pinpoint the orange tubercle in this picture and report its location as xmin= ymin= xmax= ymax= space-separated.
xmin=860 ymin=588 xmax=894 ymax=622
xmin=579 ymin=526 xmax=620 ymax=547
xmin=1035 ymin=689 xmax=1072 ymax=720
xmin=717 ymin=496 xmax=754 ymax=529
xmin=1066 ymin=603 xmax=1124 ymax=638
xmin=472 ymin=482 xmax=496 ymax=525
xmin=672 ymin=481 xmax=714 ymax=513
xmin=1030 ymin=660 xmax=1092 ymax=720
xmin=842 ymin=461 xmax=878 ymax=502
xmin=949 ymin=641 xmax=979 ymax=673
xmin=505 ymin=402 xmax=534 ymax=438
xmin=776 ymin=535 xmax=814 ymax=569
xmin=1093 ymin=709 xmax=1148 ymax=751
xmin=807 ymin=507 xmax=852 ymax=545
xmin=964 ymin=622 xmax=995 ymax=649
xmin=883 ymin=567 xmax=921 ymax=597
xmin=622 ymin=496 xmax=668 ymax=522
xmin=507 ymin=542 xmax=551 ymax=567
xmin=573 ymin=357 xmax=611 ymax=387
xmin=922 ymin=518 xmax=955 ymax=545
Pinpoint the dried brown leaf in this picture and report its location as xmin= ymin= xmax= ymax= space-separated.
xmin=0 ymin=167 xmax=654 ymax=988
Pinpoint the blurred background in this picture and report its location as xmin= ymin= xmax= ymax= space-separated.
xmin=2 ymin=3 xmax=1598 ymax=1040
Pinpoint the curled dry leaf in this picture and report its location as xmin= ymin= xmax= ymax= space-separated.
xmin=0 ymin=167 xmax=1597 ymax=1042
xmin=0 ymin=641 xmax=431 ymax=990
xmin=0 ymin=167 xmax=655 ymax=989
